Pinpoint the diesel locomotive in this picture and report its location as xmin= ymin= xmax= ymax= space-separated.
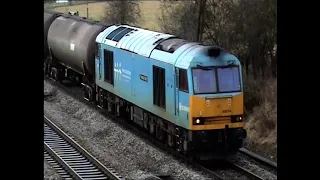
xmin=44 ymin=10 xmax=247 ymax=160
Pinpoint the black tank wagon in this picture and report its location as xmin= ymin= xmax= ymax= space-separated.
xmin=47 ymin=15 xmax=109 ymax=77
xmin=45 ymin=13 xmax=110 ymax=100
xmin=44 ymin=10 xmax=61 ymax=58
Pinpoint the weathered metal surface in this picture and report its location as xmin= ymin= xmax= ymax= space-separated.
xmin=47 ymin=16 xmax=107 ymax=75
xmin=44 ymin=11 xmax=60 ymax=58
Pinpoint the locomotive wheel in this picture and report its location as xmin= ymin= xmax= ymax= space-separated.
xmin=156 ymin=125 xmax=163 ymax=141
xmin=167 ymin=124 xmax=176 ymax=147
xmin=107 ymin=93 xmax=115 ymax=114
xmin=143 ymin=112 xmax=148 ymax=129
xmin=50 ymin=67 xmax=58 ymax=81
xmin=182 ymin=138 xmax=189 ymax=155
xmin=167 ymin=134 xmax=174 ymax=147
xmin=108 ymin=101 xmax=114 ymax=114
xmin=156 ymin=119 xmax=164 ymax=141
xmin=115 ymin=101 xmax=121 ymax=117
xmin=149 ymin=116 xmax=155 ymax=135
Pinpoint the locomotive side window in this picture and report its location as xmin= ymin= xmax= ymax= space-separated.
xmin=104 ymin=50 xmax=114 ymax=85
xmin=153 ymin=66 xmax=166 ymax=109
xmin=178 ymin=69 xmax=189 ymax=92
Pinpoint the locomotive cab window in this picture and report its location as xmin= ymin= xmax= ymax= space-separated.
xmin=178 ymin=69 xmax=189 ymax=92
xmin=192 ymin=66 xmax=241 ymax=94
xmin=153 ymin=66 xmax=166 ymax=109
xmin=104 ymin=50 xmax=114 ymax=85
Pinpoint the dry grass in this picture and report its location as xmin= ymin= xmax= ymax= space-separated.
xmin=243 ymin=71 xmax=277 ymax=160
xmin=44 ymin=1 xmax=96 ymax=9
xmin=138 ymin=1 xmax=162 ymax=31
xmin=52 ymin=1 xmax=162 ymax=31
xmin=52 ymin=2 xmax=107 ymax=21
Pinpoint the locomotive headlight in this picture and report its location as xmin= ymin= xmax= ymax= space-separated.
xmin=193 ymin=117 xmax=205 ymax=125
xmin=236 ymin=116 xmax=242 ymax=121
xmin=231 ymin=115 xmax=243 ymax=122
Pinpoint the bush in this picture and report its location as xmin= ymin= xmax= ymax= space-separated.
xmin=243 ymin=70 xmax=277 ymax=160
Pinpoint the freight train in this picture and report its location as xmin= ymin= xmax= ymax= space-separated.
xmin=44 ymin=10 xmax=247 ymax=160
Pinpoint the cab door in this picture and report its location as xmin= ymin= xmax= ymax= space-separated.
xmin=175 ymin=67 xmax=179 ymax=116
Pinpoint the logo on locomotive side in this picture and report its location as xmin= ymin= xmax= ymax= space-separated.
xmin=114 ymin=62 xmax=132 ymax=82
xmin=114 ymin=62 xmax=122 ymax=80
xmin=179 ymin=103 xmax=189 ymax=112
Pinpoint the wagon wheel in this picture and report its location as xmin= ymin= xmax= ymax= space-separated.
xmin=87 ymin=86 xmax=93 ymax=102
xmin=85 ymin=85 xmax=95 ymax=103
xmin=82 ymin=86 xmax=88 ymax=100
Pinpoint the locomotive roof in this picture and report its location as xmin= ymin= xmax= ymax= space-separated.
xmin=96 ymin=25 xmax=232 ymax=68
xmin=96 ymin=25 xmax=176 ymax=56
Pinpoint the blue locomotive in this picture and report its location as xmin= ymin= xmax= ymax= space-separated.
xmin=44 ymin=11 xmax=247 ymax=160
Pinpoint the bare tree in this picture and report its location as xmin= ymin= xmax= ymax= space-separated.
xmin=103 ymin=0 xmax=141 ymax=25
xmin=159 ymin=1 xmax=199 ymax=41
xmin=234 ymin=0 xmax=277 ymax=78
xmin=196 ymin=0 xmax=207 ymax=42
xmin=159 ymin=0 xmax=277 ymax=78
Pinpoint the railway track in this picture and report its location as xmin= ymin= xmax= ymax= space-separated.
xmin=195 ymin=159 xmax=265 ymax=180
xmin=44 ymin=78 xmax=276 ymax=180
xmin=239 ymin=148 xmax=277 ymax=169
xmin=228 ymin=161 xmax=265 ymax=180
xmin=44 ymin=115 xmax=124 ymax=180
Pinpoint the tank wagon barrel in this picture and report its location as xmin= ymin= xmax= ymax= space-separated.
xmin=47 ymin=13 xmax=110 ymax=76
xmin=44 ymin=11 xmax=61 ymax=58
